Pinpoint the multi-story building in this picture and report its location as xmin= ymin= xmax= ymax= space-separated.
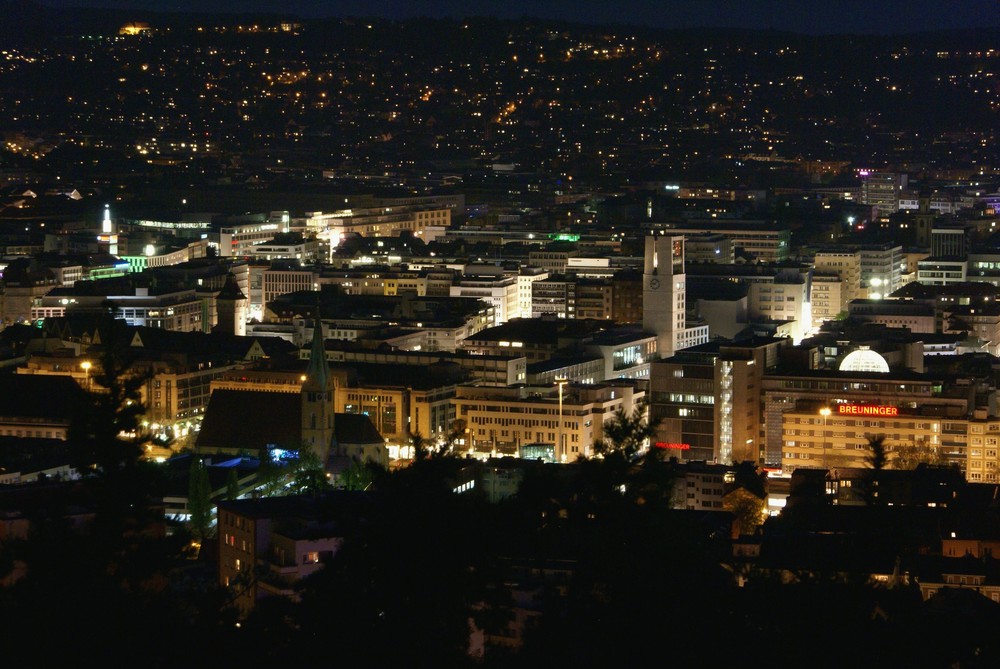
xmin=120 ymin=238 xmax=210 ymax=274
xmin=860 ymin=170 xmax=908 ymax=217
xmin=0 ymin=373 xmax=90 ymax=441
xmin=931 ymin=224 xmax=970 ymax=258
xmin=528 ymin=248 xmax=579 ymax=274
xmin=649 ymin=337 xmax=786 ymax=464
xmin=216 ymin=493 xmax=375 ymax=615
xmin=747 ymin=269 xmax=812 ymax=344
xmin=859 ymin=243 xmax=905 ymax=299
xmin=763 ymin=365 xmax=971 ymax=469
xmin=305 ymin=205 xmax=451 ymax=244
xmin=643 ymin=235 xmax=710 ymax=358
xmin=813 ymin=248 xmax=862 ymax=311
xmin=0 ymin=258 xmax=60 ymax=326
xmin=248 ymin=232 xmax=321 ymax=264
xmin=685 ymin=233 xmax=735 ymax=264
xmin=611 ymin=269 xmax=643 ymax=325
xmin=34 ymin=282 xmax=205 ymax=332
xmin=847 ymin=298 xmax=936 ymax=333
xmin=809 ymin=273 xmax=845 ymax=332
xmin=318 ymin=266 xmax=455 ymax=298
xmin=575 ymin=279 xmax=614 ymax=321
xmin=645 ymin=220 xmax=792 ymax=263
xmin=451 ymin=274 xmax=518 ymax=324
xmin=337 ymin=366 xmax=457 ymax=456
xmin=323 ymin=344 xmax=526 ymax=386
xmin=779 ymin=399 xmax=970 ymax=477
xmin=917 ymin=257 xmax=968 ymax=286
xmin=460 ymin=318 xmax=601 ymax=363
xmin=215 ymin=215 xmax=289 ymax=257
xmin=684 ymin=262 xmax=812 ymax=343
xmin=531 ymin=276 xmax=576 ymax=319
xmin=942 ymin=304 xmax=1000 ymax=356
xmin=452 ymin=380 xmax=646 ymax=462
xmin=517 ymin=267 xmax=549 ymax=320
xmin=261 ymin=262 xmax=318 ymax=309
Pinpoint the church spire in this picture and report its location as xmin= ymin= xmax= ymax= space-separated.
xmin=304 ymin=300 xmax=330 ymax=391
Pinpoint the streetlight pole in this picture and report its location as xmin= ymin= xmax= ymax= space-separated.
xmin=819 ymin=407 xmax=831 ymax=472
xmin=556 ymin=377 xmax=568 ymax=463
xmin=81 ymin=360 xmax=91 ymax=391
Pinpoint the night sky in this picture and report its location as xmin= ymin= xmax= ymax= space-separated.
xmin=39 ymin=0 xmax=1000 ymax=35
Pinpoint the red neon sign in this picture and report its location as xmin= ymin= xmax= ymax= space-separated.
xmin=837 ymin=405 xmax=898 ymax=417
xmin=655 ymin=442 xmax=691 ymax=450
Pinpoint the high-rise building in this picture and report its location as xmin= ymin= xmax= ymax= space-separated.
xmin=860 ymin=170 xmax=907 ymax=217
xmin=642 ymin=235 xmax=709 ymax=359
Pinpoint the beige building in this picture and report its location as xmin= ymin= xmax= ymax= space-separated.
xmin=306 ymin=206 xmax=451 ymax=244
xmin=809 ymin=272 xmax=845 ymax=332
xmin=778 ymin=401 xmax=1000 ymax=483
xmin=453 ymin=380 xmax=645 ymax=462
xmin=318 ymin=267 xmax=455 ymax=298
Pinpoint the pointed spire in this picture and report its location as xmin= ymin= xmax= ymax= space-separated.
xmin=217 ymin=272 xmax=246 ymax=300
xmin=304 ymin=297 xmax=330 ymax=390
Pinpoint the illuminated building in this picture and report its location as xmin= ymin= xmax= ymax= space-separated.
xmin=649 ymin=336 xmax=784 ymax=464
xmin=643 ymin=235 xmax=709 ymax=359
xmin=780 ymin=401 xmax=968 ymax=476
xmin=860 ymin=170 xmax=908 ymax=217
xmin=96 ymin=204 xmax=118 ymax=257
xmin=450 ymin=273 xmax=518 ymax=324
xmin=453 ymin=380 xmax=645 ymax=462
xmin=813 ymin=248 xmax=863 ymax=323
xmin=809 ymin=273 xmax=845 ymax=331
xmin=305 ymin=205 xmax=450 ymax=244
xmin=847 ymin=298 xmax=936 ymax=333
xmin=858 ymin=243 xmax=905 ymax=299
xmin=645 ymin=221 xmax=792 ymax=263
xmin=34 ymin=282 xmax=204 ymax=332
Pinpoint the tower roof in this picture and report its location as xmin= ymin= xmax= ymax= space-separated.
xmin=304 ymin=314 xmax=331 ymax=390
xmin=217 ymin=273 xmax=246 ymax=301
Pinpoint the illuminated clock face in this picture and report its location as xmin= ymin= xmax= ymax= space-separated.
xmin=648 ymin=278 xmax=660 ymax=289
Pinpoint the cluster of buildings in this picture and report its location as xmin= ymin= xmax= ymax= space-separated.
xmin=6 ymin=176 xmax=1000 ymax=487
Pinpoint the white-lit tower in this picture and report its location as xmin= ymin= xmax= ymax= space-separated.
xmin=643 ymin=234 xmax=687 ymax=359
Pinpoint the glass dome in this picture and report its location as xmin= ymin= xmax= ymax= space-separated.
xmin=838 ymin=346 xmax=890 ymax=373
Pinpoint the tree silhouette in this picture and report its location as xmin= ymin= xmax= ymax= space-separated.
xmin=724 ymin=487 xmax=767 ymax=537
xmin=410 ymin=431 xmax=428 ymax=461
xmin=67 ymin=322 xmax=150 ymax=478
xmin=597 ymin=401 xmax=660 ymax=461
xmin=226 ymin=467 xmax=241 ymax=500
xmin=894 ymin=438 xmax=945 ymax=469
xmin=435 ymin=418 xmax=469 ymax=457
xmin=188 ymin=457 xmax=213 ymax=541
xmin=290 ymin=448 xmax=332 ymax=495
xmin=861 ymin=433 xmax=889 ymax=505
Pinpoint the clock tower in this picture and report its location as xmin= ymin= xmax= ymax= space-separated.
xmin=643 ymin=234 xmax=686 ymax=359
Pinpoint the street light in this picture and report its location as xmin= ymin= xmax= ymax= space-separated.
xmin=81 ymin=360 xmax=92 ymax=391
xmin=819 ymin=407 xmax=831 ymax=471
xmin=556 ymin=377 xmax=569 ymax=463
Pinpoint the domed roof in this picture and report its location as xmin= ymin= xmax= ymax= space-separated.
xmin=839 ymin=346 xmax=890 ymax=373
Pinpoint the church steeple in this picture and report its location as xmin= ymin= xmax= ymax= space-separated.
xmin=304 ymin=307 xmax=330 ymax=391
xmin=301 ymin=299 xmax=335 ymax=465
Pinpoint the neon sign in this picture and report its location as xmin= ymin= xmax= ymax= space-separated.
xmin=655 ymin=442 xmax=691 ymax=450
xmin=837 ymin=405 xmax=898 ymax=417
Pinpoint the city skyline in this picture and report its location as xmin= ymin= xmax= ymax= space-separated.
xmin=37 ymin=0 xmax=1000 ymax=35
